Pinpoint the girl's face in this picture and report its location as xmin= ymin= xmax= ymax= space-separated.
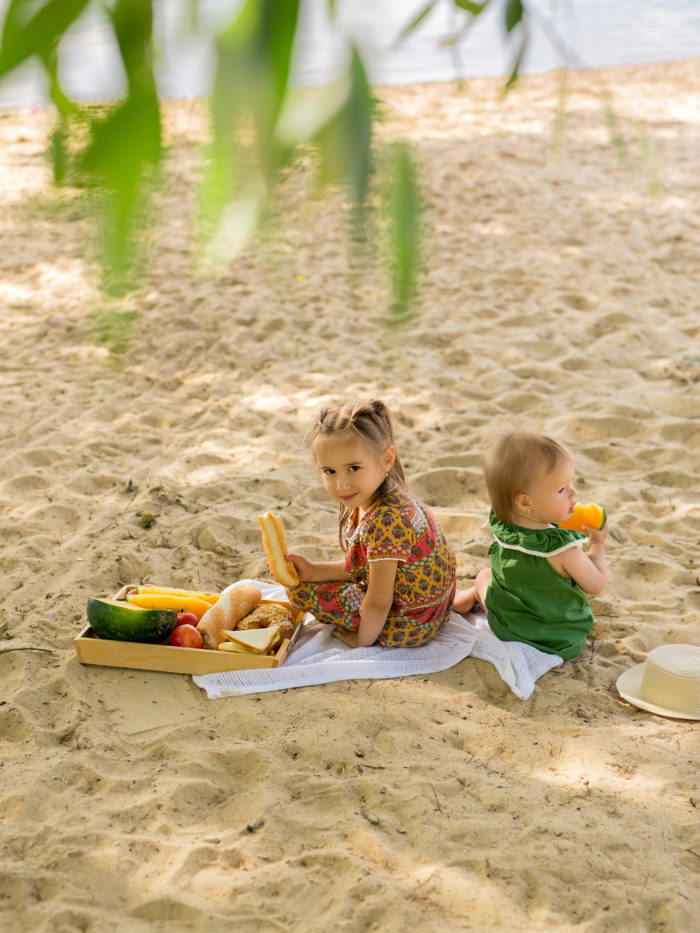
xmin=516 ymin=456 xmax=577 ymax=527
xmin=313 ymin=434 xmax=395 ymax=515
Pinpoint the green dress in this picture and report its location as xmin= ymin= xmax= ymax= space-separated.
xmin=485 ymin=511 xmax=594 ymax=661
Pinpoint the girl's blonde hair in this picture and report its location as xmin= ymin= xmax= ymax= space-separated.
xmin=482 ymin=431 xmax=572 ymax=524
xmin=312 ymin=399 xmax=406 ymax=548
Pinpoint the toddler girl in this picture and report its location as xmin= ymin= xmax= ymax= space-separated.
xmin=453 ymin=431 xmax=608 ymax=661
xmin=286 ymin=399 xmax=456 ymax=648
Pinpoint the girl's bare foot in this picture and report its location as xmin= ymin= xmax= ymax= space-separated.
xmin=453 ymin=587 xmax=478 ymax=614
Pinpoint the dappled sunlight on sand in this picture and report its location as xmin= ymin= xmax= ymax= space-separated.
xmin=1 ymin=59 xmax=698 ymax=932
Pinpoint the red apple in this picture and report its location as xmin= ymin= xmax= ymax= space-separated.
xmin=176 ymin=611 xmax=200 ymax=628
xmin=168 ymin=624 xmax=203 ymax=649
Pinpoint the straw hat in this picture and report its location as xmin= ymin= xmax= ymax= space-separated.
xmin=616 ymin=644 xmax=700 ymax=720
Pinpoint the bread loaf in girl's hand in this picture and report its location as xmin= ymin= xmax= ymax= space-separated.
xmin=198 ymin=584 xmax=262 ymax=649
xmin=258 ymin=512 xmax=299 ymax=588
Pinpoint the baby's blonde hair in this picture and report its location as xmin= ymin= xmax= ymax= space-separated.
xmin=482 ymin=431 xmax=572 ymax=524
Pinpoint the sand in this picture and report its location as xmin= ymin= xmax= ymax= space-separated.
xmin=1 ymin=59 xmax=699 ymax=932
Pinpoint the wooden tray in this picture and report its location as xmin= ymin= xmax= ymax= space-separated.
xmin=74 ymin=589 xmax=301 ymax=675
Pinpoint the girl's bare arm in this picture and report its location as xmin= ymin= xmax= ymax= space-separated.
xmin=286 ymin=554 xmax=350 ymax=583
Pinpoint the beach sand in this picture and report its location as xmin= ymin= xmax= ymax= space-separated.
xmin=1 ymin=59 xmax=698 ymax=931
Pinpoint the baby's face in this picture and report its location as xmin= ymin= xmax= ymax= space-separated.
xmin=525 ymin=456 xmax=577 ymax=526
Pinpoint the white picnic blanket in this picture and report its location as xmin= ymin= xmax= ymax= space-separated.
xmin=193 ymin=580 xmax=563 ymax=700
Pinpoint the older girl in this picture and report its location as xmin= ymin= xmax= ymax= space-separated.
xmin=286 ymin=399 xmax=456 ymax=649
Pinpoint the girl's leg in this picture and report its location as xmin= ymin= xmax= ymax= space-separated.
xmin=287 ymin=580 xmax=363 ymax=631
xmin=453 ymin=568 xmax=491 ymax=614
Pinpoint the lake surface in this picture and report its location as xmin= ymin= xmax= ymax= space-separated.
xmin=1 ymin=0 xmax=699 ymax=107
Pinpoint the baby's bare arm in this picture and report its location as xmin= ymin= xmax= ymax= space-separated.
xmin=558 ymin=531 xmax=608 ymax=595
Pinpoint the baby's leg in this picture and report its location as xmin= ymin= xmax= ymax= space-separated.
xmin=453 ymin=569 xmax=491 ymax=614
xmin=474 ymin=568 xmax=491 ymax=608
xmin=287 ymin=580 xmax=362 ymax=631
xmin=453 ymin=586 xmax=477 ymax=613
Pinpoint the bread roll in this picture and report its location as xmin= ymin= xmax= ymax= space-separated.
xmin=236 ymin=603 xmax=292 ymax=631
xmin=234 ymin=613 xmax=264 ymax=631
xmin=258 ymin=512 xmax=299 ymax=588
xmin=198 ymin=584 xmax=262 ymax=649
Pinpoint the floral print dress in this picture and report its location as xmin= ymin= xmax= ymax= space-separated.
xmin=288 ymin=485 xmax=456 ymax=647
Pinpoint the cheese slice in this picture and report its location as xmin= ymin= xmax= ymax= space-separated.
xmin=219 ymin=627 xmax=281 ymax=654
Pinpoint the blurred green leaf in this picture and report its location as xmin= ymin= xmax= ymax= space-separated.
xmin=505 ymin=31 xmax=528 ymax=90
xmin=315 ymin=48 xmax=373 ymax=205
xmin=453 ymin=0 xmax=489 ymax=16
xmin=604 ymin=103 xmax=632 ymax=173
xmin=76 ymin=1 xmax=160 ymax=283
xmin=0 ymin=0 xmax=596 ymax=315
xmin=49 ymin=118 xmax=68 ymax=183
xmin=200 ymin=0 xmax=300 ymax=263
xmin=505 ymin=0 xmax=523 ymax=32
xmin=275 ymin=80 xmax=352 ymax=150
xmin=0 ymin=0 xmax=91 ymax=76
xmin=638 ymin=130 xmax=659 ymax=195
xmin=109 ymin=0 xmax=157 ymax=98
xmin=384 ymin=143 xmax=421 ymax=324
xmin=185 ymin=0 xmax=200 ymax=31
xmin=80 ymin=94 xmax=161 ymax=190
xmin=214 ymin=0 xmax=300 ymax=177
xmin=39 ymin=45 xmax=76 ymax=116
xmin=89 ymin=306 xmax=139 ymax=355
xmin=397 ymin=2 xmax=437 ymax=42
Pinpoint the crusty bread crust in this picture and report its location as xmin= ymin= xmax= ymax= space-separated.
xmin=258 ymin=512 xmax=299 ymax=588
xmin=198 ymin=583 xmax=262 ymax=649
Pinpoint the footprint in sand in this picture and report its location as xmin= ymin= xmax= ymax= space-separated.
xmin=410 ymin=467 xmax=483 ymax=508
xmin=660 ymin=420 xmax=700 ymax=447
xmin=65 ymin=469 xmax=119 ymax=496
xmin=616 ymin=556 xmax=680 ymax=586
xmin=557 ymin=414 xmax=647 ymax=444
xmin=578 ymin=444 xmax=640 ymax=472
xmin=0 ymin=706 xmax=32 ymax=743
xmin=556 ymin=292 xmax=599 ymax=312
xmin=644 ymin=391 xmax=700 ymax=419
xmin=18 ymin=447 xmax=67 ymax=468
xmin=2 ymin=473 xmax=51 ymax=494
xmin=159 ymin=780 xmax=228 ymax=826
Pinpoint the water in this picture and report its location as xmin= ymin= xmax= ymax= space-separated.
xmin=0 ymin=0 xmax=698 ymax=107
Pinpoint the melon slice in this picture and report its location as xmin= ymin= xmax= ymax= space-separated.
xmin=558 ymin=502 xmax=606 ymax=533
xmin=87 ymin=597 xmax=177 ymax=643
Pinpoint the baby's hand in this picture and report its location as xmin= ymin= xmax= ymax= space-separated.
xmin=285 ymin=553 xmax=318 ymax=583
xmin=583 ymin=521 xmax=609 ymax=546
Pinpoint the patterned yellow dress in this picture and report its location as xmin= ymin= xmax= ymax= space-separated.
xmin=288 ymin=485 xmax=456 ymax=647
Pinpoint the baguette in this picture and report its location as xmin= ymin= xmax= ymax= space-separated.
xmin=258 ymin=512 xmax=299 ymax=588
xmin=198 ymin=583 xmax=262 ymax=649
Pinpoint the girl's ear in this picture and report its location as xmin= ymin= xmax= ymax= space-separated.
xmin=382 ymin=445 xmax=396 ymax=473
xmin=514 ymin=492 xmax=530 ymax=514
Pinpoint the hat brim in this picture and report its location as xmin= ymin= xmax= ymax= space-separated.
xmin=616 ymin=663 xmax=700 ymax=720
